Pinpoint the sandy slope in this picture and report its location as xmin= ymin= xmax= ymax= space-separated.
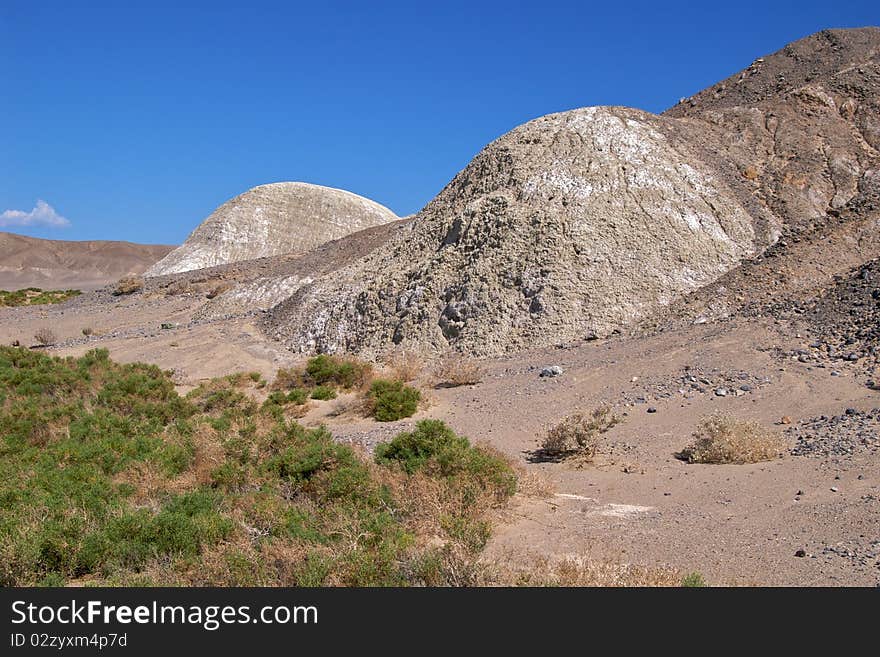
xmin=0 ymin=231 xmax=173 ymax=291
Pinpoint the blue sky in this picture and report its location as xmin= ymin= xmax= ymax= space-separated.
xmin=2 ymin=1 xmax=877 ymax=244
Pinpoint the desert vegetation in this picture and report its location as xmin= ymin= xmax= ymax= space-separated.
xmin=434 ymin=352 xmax=482 ymax=387
xmin=483 ymin=554 xmax=685 ymax=587
xmin=112 ymin=276 xmax=145 ymax=296
xmin=680 ymin=415 xmax=786 ymax=464
xmin=366 ymin=379 xmax=421 ymax=422
xmin=383 ymin=348 xmax=422 ymax=382
xmin=0 ymin=288 xmax=81 ymax=307
xmin=273 ymin=355 xmax=421 ymax=422
xmin=537 ymin=407 xmax=621 ymax=462
xmin=274 ymin=354 xmax=372 ymax=392
xmin=33 ymin=328 xmax=58 ymax=346
xmin=0 ymin=346 xmax=515 ymax=586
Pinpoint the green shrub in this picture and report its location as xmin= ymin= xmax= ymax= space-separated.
xmin=0 ymin=288 xmax=81 ymax=307
xmin=287 ymin=389 xmax=309 ymax=404
xmin=273 ymin=356 xmax=372 ymax=394
xmin=375 ymin=419 xmax=465 ymax=473
xmin=0 ymin=346 xmax=520 ymax=587
xmin=304 ymin=354 xmax=372 ymax=389
xmin=368 ymin=379 xmax=420 ymax=422
xmin=681 ymin=572 xmax=707 ymax=587
xmin=376 ymin=420 xmax=516 ymax=500
xmin=310 ymin=385 xmax=337 ymax=401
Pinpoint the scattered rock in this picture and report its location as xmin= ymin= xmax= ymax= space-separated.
xmin=789 ymin=408 xmax=880 ymax=458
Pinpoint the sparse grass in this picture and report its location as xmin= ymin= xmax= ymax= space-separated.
xmin=366 ymin=379 xmax=421 ymax=422
xmin=113 ymin=276 xmax=144 ymax=296
xmin=434 ymin=352 xmax=482 ymax=387
xmin=681 ymin=571 xmax=707 ymax=587
xmin=0 ymin=347 xmax=514 ymax=587
xmin=33 ymin=328 xmax=57 ymax=346
xmin=484 ymin=554 xmax=682 ymax=587
xmin=680 ymin=415 xmax=786 ymax=464
xmin=384 ymin=348 xmax=423 ymax=382
xmin=537 ymin=407 xmax=621 ymax=462
xmin=0 ymin=288 xmax=81 ymax=307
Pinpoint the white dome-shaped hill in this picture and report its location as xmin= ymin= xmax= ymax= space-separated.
xmin=146 ymin=182 xmax=398 ymax=276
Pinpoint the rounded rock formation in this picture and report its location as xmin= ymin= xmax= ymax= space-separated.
xmin=267 ymin=106 xmax=761 ymax=356
xmin=146 ymin=182 xmax=398 ymax=276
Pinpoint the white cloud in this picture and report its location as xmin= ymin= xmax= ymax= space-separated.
xmin=0 ymin=200 xmax=71 ymax=228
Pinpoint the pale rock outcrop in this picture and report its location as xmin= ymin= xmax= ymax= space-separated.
xmin=146 ymin=182 xmax=397 ymax=276
xmin=267 ymin=107 xmax=760 ymax=356
xmin=263 ymin=28 xmax=880 ymax=357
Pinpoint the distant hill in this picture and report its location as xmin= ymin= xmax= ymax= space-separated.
xmin=0 ymin=231 xmax=174 ymax=291
xmin=145 ymin=182 xmax=399 ymax=276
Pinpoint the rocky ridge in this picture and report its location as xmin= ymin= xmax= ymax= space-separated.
xmin=264 ymin=28 xmax=880 ymax=358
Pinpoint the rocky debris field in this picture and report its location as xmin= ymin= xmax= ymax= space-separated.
xmin=788 ymin=408 xmax=880 ymax=458
xmin=763 ymin=259 xmax=880 ymax=382
xmin=812 ymin=537 xmax=880 ymax=584
xmin=620 ymin=366 xmax=772 ymax=410
xmin=799 ymin=259 xmax=880 ymax=364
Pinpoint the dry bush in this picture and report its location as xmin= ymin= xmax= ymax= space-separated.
xmin=384 ymin=348 xmax=423 ymax=382
xmin=483 ymin=553 xmax=681 ymax=587
xmin=680 ymin=414 xmax=786 ymax=464
xmin=113 ymin=276 xmax=144 ymax=296
xmin=81 ymin=327 xmax=93 ymax=336
xmin=272 ymin=367 xmax=302 ymax=390
xmin=511 ymin=467 xmax=554 ymax=499
xmin=539 ymin=407 xmax=620 ymax=461
xmin=205 ymin=282 xmax=232 ymax=299
xmin=434 ymin=352 xmax=482 ymax=387
xmin=33 ymin=327 xmax=57 ymax=346
xmin=742 ymin=165 xmax=759 ymax=180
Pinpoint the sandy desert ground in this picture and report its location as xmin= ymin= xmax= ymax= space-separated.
xmin=3 ymin=281 xmax=876 ymax=586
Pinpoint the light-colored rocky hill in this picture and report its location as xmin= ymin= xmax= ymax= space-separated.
xmin=265 ymin=27 xmax=880 ymax=358
xmin=146 ymin=182 xmax=398 ymax=276
xmin=267 ymin=107 xmax=762 ymax=356
xmin=0 ymin=231 xmax=173 ymax=290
